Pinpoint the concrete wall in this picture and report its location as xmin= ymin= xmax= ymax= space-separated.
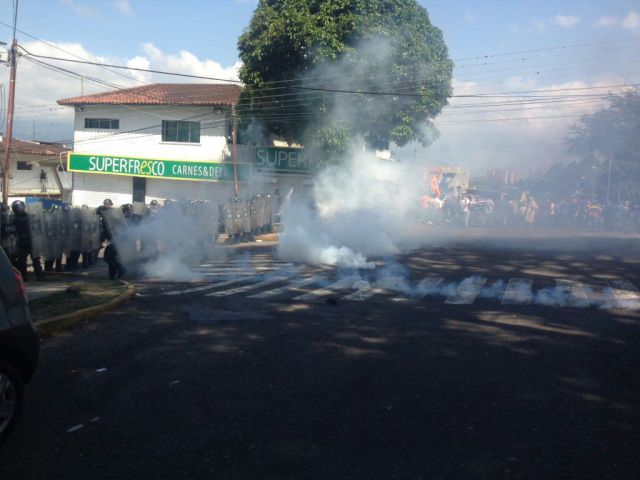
xmin=4 ymin=152 xmax=72 ymax=197
xmin=73 ymin=105 xmax=229 ymax=161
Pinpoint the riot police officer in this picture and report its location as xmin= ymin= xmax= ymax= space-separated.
xmin=11 ymin=200 xmax=43 ymax=281
xmin=0 ymin=202 xmax=18 ymax=262
xmin=95 ymin=198 xmax=113 ymax=258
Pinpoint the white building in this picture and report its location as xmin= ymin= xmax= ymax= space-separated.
xmin=57 ymin=83 xmax=315 ymax=207
xmin=0 ymin=137 xmax=72 ymax=203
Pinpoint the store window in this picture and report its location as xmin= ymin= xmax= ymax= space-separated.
xmin=85 ymin=118 xmax=119 ymax=129
xmin=17 ymin=161 xmax=32 ymax=170
xmin=161 ymin=120 xmax=201 ymax=143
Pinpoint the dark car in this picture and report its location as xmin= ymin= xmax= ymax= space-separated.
xmin=0 ymin=248 xmax=39 ymax=444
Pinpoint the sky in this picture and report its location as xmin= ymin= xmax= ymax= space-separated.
xmin=0 ymin=0 xmax=639 ymax=176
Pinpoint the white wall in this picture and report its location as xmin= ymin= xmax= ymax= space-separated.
xmin=72 ymin=172 xmax=132 ymax=207
xmin=73 ymin=105 xmax=229 ymax=161
xmin=5 ymin=153 xmax=71 ymax=196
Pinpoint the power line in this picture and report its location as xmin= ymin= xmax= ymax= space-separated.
xmin=0 ymin=19 xmax=146 ymax=86
xmin=20 ymin=49 xmax=243 ymax=85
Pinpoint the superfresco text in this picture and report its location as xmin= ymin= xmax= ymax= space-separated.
xmin=68 ymin=153 xmax=247 ymax=182
xmin=89 ymin=156 xmax=166 ymax=176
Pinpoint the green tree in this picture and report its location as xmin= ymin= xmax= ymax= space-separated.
xmin=565 ymin=89 xmax=640 ymax=201
xmin=237 ymin=0 xmax=453 ymax=162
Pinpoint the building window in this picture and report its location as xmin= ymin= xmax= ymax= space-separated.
xmin=17 ymin=161 xmax=32 ymax=170
xmin=161 ymin=120 xmax=201 ymax=143
xmin=85 ymin=118 xmax=119 ymax=129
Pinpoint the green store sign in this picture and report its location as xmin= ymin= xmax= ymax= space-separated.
xmin=255 ymin=147 xmax=314 ymax=175
xmin=68 ymin=153 xmax=250 ymax=183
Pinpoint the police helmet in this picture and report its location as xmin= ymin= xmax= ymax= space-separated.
xmin=150 ymin=200 xmax=158 ymax=207
xmin=103 ymin=198 xmax=114 ymax=207
xmin=122 ymin=203 xmax=133 ymax=214
xmin=11 ymin=200 xmax=26 ymax=214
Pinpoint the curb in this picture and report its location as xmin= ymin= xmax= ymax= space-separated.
xmin=36 ymin=280 xmax=135 ymax=337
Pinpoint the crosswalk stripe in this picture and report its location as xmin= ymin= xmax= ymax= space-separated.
xmin=391 ymin=276 xmax=444 ymax=303
xmin=609 ymin=280 xmax=640 ymax=310
xmin=344 ymin=276 xmax=408 ymax=301
xmin=445 ymin=276 xmax=487 ymax=305
xmin=248 ymin=276 xmax=323 ymax=299
xmin=205 ymin=275 xmax=292 ymax=297
xmin=557 ymin=280 xmax=591 ymax=307
xmin=502 ymin=278 xmax=533 ymax=305
xmin=294 ymin=275 xmax=361 ymax=302
xmin=195 ymin=267 xmax=284 ymax=276
xmin=163 ymin=276 xmax=254 ymax=296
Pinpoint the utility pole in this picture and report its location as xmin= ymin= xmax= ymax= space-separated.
xmin=231 ymin=103 xmax=238 ymax=197
xmin=606 ymin=157 xmax=613 ymax=204
xmin=2 ymin=0 xmax=18 ymax=205
xmin=2 ymin=38 xmax=18 ymax=205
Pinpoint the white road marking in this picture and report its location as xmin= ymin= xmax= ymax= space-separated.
xmin=206 ymin=275 xmax=292 ymax=297
xmin=557 ymin=280 xmax=591 ymax=307
xmin=249 ymin=276 xmax=323 ymax=299
xmin=163 ymin=276 xmax=254 ymax=296
xmin=294 ymin=276 xmax=361 ymax=302
xmin=444 ymin=276 xmax=487 ymax=305
xmin=609 ymin=280 xmax=640 ymax=310
xmin=344 ymin=276 xmax=407 ymax=301
xmin=502 ymin=278 xmax=533 ymax=305
xmin=391 ymin=276 xmax=445 ymax=303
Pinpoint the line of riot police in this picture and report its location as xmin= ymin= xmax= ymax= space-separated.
xmin=223 ymin=194 xmax=273 ymax=244
xmin=0 ymin=194 xmax=274 ymax=280
xmin=0 ymin=200 xmax=101 ymax=281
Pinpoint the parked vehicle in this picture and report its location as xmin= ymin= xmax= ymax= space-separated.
xmin=0 ymin=248 xmax=39 ymax=444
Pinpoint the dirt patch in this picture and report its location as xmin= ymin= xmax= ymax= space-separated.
xmin=29 ymin=279 xmax=128 ymax=323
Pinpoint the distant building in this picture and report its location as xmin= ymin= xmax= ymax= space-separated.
xmin=0 ymin=137 xmax=71 ymax=202
xmin=57 ymin=83 xmax=315 ymax=207
xmin=487 ymin=169 xmax=519 ymax=185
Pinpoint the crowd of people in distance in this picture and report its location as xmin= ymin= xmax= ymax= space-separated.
xmin=419 ymin=189 xmax=640 ymax=232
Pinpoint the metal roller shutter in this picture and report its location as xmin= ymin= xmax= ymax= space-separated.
xmin=72 ymin=173 xmax=133 ymax=207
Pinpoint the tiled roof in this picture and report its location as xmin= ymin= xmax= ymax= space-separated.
xmin=0 ymin=138 xmax=69 ymax=156
xmin=57 ymin=83 xmax=243 ymax=106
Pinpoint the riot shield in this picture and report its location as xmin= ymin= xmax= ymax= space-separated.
xmin=43 ymin=209 xmax=61 ymax=261
xmin=224 ymin=202 xmax=235 ymax=235
xmin=241 ymin=200 xmax=251 ymax=234
xmin=101 ymin=207 xmax=126 ymax=240
xmin=0 ymin=209 xmax=18 ymax=256
xmin=70 ymin=208 xmax=83 ymax=252
xmin=88 ymin=211 xmax=100 ymax=250
xmin=56 ymin=208 xmax=72 ymax=254
xmin=81 ymin=208 xmax=96 ymax=252
xmin=205 ymin=202 xmax=219 ymax=242
xmin=250 ymin=197 xmax=259 ymax=232
xmin=26 ymin=202 xmax=46 ymax=258
xmin=265 ymin=195 xmax=273 ymax=231
xmin=132 ymin=202 xmax=147 ymax=217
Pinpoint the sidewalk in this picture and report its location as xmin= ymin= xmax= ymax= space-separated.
xmin=24 ymin=266 xmax=134 ymax=336
xmin=25 ymin=281 xmax=70 ymax=301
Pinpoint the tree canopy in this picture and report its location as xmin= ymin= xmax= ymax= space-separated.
xmin=523 ymin=90 xmax=640 ymax=202
xmin=237 ymin=0 xmax=453 ymax=160
xmin=563 ymin=89 xmax=640 ymax=200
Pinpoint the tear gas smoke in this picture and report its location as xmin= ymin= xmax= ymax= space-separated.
xmin=277 ymin=148 xmax=425 ymax=268
xmin=112 ymin=203 xmax=217 ymax=281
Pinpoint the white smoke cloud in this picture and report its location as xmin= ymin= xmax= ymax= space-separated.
xmin=595 ymin=16 xmax=619 ymax=27
xmin=553 ymin=15 xmax=580 ymax=28
xmin=60 ymin=0 xmax=99 ymax=18
xmin=0 ymin=40 xmax=240 ymax=142
xmin=278 ymin=149 xmax=424 ymax=268
xmin=113 ymin=0 xmax=132 ymax=15
xmin=393 ymin=75 xmax=634 ymax=176
xmin=594 ymin=11 xmax=640 ymax=29
xmin=622 ymin=11 xmax=640 ymax=29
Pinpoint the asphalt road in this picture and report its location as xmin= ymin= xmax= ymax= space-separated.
xmin=2 ymin=230 xmax=640 ymax=479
